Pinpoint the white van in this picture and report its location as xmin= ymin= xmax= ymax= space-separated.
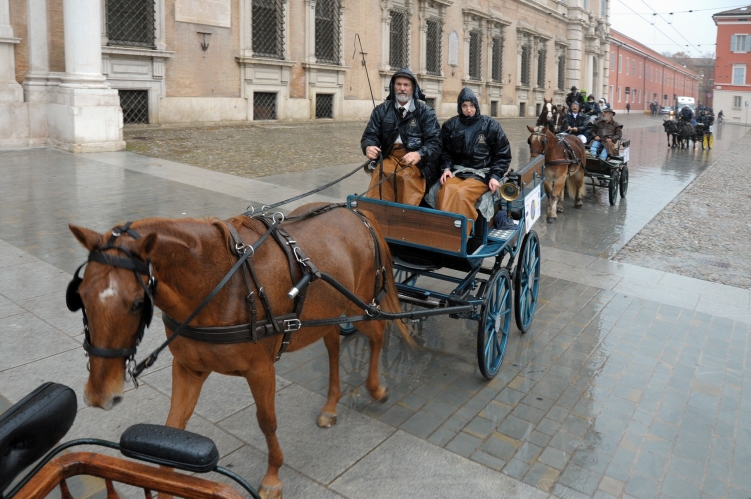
xmin=676 ymin=96 xmax=696 ymax=112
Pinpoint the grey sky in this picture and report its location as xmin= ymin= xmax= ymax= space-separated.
xmin=608 ymin=0 xmax=750 ymax=57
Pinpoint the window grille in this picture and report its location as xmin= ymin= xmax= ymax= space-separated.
xmin=537 ymin=47 xmax=546 ymax=88
xmin=252 ymin=0 xmax=284 ymax=59
xmin=733 ymin=95 xmax=742 ymax=108
xmin=519 ymin=102 xmax=526 ymax=117
xmin=254 ymin=92 xmax=277 ymax=120
xmin=492 ymin=36 xmax=503 ymax=82
xmin=426 ymin=19 xmax=442 ymax=76
xmin=315 ymin=94 xmax=334 ymax=118
xmin=557 ymin=55 xmax=566 ymax=90
xmin=106 ymin=0 xmax=155 ymax=48
xmin=521 ymin=45 xmax=531 ymax=87
xmin=119 ymin=90 xmax=149 ymax=124
xmin=389 ymin=9 xmax=410 ymax=70
xmin=469 ymin=30 xmax=482 ymax=80
xmin=424 ymin=97 xmax=436 ymax=109
xmin=315 ymin=0 xmax=341 ymax=64
xmin=535 ymin=103 xmax=541 ymax=116
xmin=490 ymin=100 xmax=498 ymax=117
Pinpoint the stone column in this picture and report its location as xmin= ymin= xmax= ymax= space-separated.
xmin=0 ymin=0 xmax=22 ymax=102
xmin=23 ymin=0 xmax=50 ymax=141
xmin=48 ymin=0 xmax=124 ymax=152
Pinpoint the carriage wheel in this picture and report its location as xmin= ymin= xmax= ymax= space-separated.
xmin=608 ymin=174 xmax=618 ymax=205
xmin=702 ymin=134 xmax=708 ymax=150
xmin=708 ymin=133 xmax=714 ymax=149
xmin=476 ymin=268 xmax=512 ymax=380
xmin=514 ymin=230 xmax=541 ymax=333
xmin=619 ymin=166 xmax=629 ymax=198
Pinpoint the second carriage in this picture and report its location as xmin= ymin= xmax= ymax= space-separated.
xmin=584 ymin=138 xmax=630 ymax=206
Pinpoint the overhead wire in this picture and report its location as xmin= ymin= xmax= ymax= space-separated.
xmin=639 ymin=0 xmax=704 ymax=55
xmin=613 ymin=0 xmax=692 ymax=54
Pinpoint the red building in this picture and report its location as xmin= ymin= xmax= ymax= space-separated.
xmin=713 ymin=5 xmax=751 ymax=122
xmin=608 ymin=30 xmax=699 ymax=113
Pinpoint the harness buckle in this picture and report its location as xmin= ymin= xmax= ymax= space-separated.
xmin=112 ymin=230 xmax=122 ymax=237
xmin=293 ymin=247 xmax=309 ymax=266
xmin=235 ymin=242 xmax=247 ymax=254
xmin=284 ymin=319 xmax=302 ymax=332
xmin=126 ymin=357 xmax=140 ymax=389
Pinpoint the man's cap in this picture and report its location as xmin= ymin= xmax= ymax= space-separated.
xmin=603 ymin=108 xmax=616 ymax=115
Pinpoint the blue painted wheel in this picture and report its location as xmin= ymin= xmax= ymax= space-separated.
xmin=476 ymin=268 xmax=512 ymax=380
xmin=514 ymin=230 xmax=541 ymax=333
xmin=339 ymin=313 xmax=357 ymax=336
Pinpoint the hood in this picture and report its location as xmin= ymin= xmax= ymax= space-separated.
xmin=457 ymin=87 xmax=481 ymax=124
xmin=386 ymin=68 xmax=426 ymax=102
xmin=587 ymin=94 xmax=595 ymax=101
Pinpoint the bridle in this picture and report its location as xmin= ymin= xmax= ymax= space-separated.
xmin=528 ymin=128 xmax=583 ymax=170
xmin=528 ymin=128 xmax=552 ymax=158
xmin=66 ymin=222 xmax=157 ymax=373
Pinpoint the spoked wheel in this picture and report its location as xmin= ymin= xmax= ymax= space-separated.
xmin=476 ymin=268 xmax=512 ymax=380
xmin=702 ymin=134 xmax=707 ymax=150
xmin=608 ymin=174 xmax=618 ymax=205
xmin=339 ymin=313 xmax=358 ymax=336
xmin=619 ymin=165 xmax=629 ymax=198
xmin=708 ymin=133 xmax=714 ymax=149
xmin=514 ymin=230 xmax=541 ymax=333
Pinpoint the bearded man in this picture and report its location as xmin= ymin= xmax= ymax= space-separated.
xmin=361 ymin=68 xmax=441 ymax=205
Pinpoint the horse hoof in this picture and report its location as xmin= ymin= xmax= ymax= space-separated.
xmin=259 ymin=484 xmax=283 ymax=499
xmin=546 ymin=217 xmax=556 ymax=223
xmin=372 ymin=385 xmax=389 ymax=403
xmin=574 ymin=203 xmax=583 ymax=209
xmin=317 ymin=412 xmax=338 ymax=428
xmin=556 ymin=206 xmax=564 ymax=212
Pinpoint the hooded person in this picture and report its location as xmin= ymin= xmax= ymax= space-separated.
xmin=361 ymin=68 xmax=441 ymax=205
xmin=431 ymin=87 xmax=511 ymax=232
xmin=583 ymin=94 xmax=601 ymax=118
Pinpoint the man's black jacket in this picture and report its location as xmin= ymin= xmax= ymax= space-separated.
xmin=566 ymin=91 xmax=584 ymax=108
xmin=360 ymin=68 xmax=441 ymax=185
xmin=563 ymin=112 xmax=589 ymax=133
xmin=679 ymin=107 xmax=694 ymax=122
xmin=439 ymin=87 xmax=511 ymax=184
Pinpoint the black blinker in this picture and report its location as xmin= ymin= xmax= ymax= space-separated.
xmin=66 ymin=277 xmax=83 ymax=312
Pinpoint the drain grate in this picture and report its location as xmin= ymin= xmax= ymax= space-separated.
xmin=315 ymin=94 xmax=333 ymax=119
xmin=697 ymin=258 xmax=731 ymax=269
xmin=119 ymin=90 xmax=149 ymax=124
xmin=254 ymin=92 xmax=277 ymax=120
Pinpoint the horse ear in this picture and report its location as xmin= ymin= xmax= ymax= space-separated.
xmin=136 ymin=233 xmax=158 ymax=257
xmin=526 ymin=125 xmax=535 ymax=132
xmin=69 ymin=225 xmax=104 ymax=252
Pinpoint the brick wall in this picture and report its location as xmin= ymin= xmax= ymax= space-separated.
xmin=49 ymin=0 xmax=65 ymax=73
xmin=9 ymin=0 xmax=27 ymax=84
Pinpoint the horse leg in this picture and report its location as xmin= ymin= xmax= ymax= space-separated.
xmin=165 ymin=361 xmax=210 ymax=429
xmin=544 ymin=178 xmax=558 ymax=223
xmin=317 ymin=328 xmax=342 ymax=428
xmin=567 ymin=168 xmax=585 ymax=208
xmin=357 ymin=321 xmax=389 ymax=402
xmin=245 ymin=363 xmax=284 ymax=499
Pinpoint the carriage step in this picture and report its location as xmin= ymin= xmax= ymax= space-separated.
xmin=488 ymin=228 xmax=517 ymax=241
xmin=393 ymin=256 xmax=441 ymax=271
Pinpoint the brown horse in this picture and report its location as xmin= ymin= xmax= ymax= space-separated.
xmin=526 ymin=125 xmax=586 ymax=222
xmin=536 ymin=99 xmax=565 ymax=134
xmin=68 ymin=203 xmax=410 ymax=499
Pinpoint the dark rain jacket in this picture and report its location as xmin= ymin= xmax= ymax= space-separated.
xmin=566 ymin=91 xmax=585 ymax=108
xmin=439 ymin=88 xmax=511 ymax=184
xmin=680 ymin=107 xmax=694 ymax=122
xmin=592 ymin=118 xmax=623 ymax=142
xmin=697 ymin=113 xmax=714 ymax=126
xmin=361 ymin=68 xmax=442 ymax=185
xmin=563 ymin=112 xmax=589 ymax=134
xmin=583 ymin=100 xmax=601 ymax=117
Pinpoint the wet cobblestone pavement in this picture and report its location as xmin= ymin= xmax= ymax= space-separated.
xmin=1 ymin=115 xmax=751 ymax=499
xmin=616 ymin=126 xmax=751 ymax=289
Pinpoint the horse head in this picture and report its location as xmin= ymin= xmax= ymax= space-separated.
xmin=68 ymin=223 xmax=159 ymax=410
xmin=527 ymin=124 xmax=550 ymax=158
xmin=543 ymin=98 xmax=553 ymax=122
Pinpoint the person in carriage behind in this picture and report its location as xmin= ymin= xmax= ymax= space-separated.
xmin=678 ymin=105 xmax=695 ymax=125
xmin=589 ymin=108 xmax=623 ymax=161
xmin=582 ymin=94 xmax=602 ymax=120
xmin=566 ymin=86 xmax=585 ymax=108
xmin=361 ymin=67 xmax=441 ymax=205
xmin=562 ymin=102 xmax=590 ymax=144
xmin=430 ymin=87 xmax=511 ymax=233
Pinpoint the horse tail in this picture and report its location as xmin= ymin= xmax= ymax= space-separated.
xmin=358 ymin=210 xmax=414 ymax=346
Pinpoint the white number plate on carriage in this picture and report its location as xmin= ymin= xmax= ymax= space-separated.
xmin=524 ymin=184 xmax=542 ymax=233
xmin=622 ymin=147 xmax=630 ymax=163
xmin=709 ymin=125 xmax=714 ymax=132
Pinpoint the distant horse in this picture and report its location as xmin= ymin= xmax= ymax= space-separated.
xmin=527 ymin=125 xmax=586 ymax=222
xmin=675 ymin=121 xmax=695 ymax=149
xmin=536 ymin=98 xmax=565 ymax=133
xmin=663 ymin=119 xmax=678 ymax=148
xmin=68 ymin=204 xmax=410 ymax=499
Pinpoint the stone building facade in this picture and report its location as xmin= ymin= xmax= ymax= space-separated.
xmin=1 ymin=0 xmax=611 ymax=152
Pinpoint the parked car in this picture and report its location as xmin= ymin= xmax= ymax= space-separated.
xmin=660 ymin=106 xmax=674 ymax=115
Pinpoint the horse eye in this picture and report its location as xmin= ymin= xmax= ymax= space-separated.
xmin=131 ymin=300 xmax=144 ymax=313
